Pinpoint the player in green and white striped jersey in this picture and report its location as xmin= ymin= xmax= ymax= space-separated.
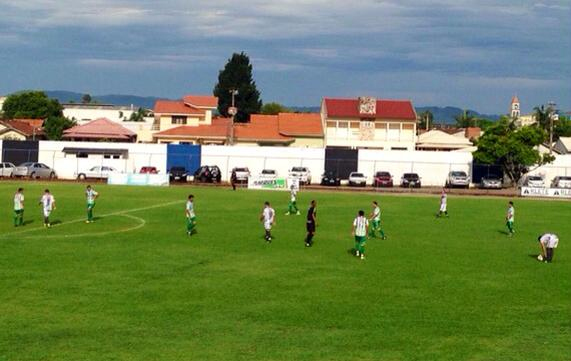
xmin=185 ymin=194 xmax=197 ymax=236
xmin=352 ymin=210 xmax=369 ymax=260
xmin=368 ymin=201 xmax=386 ymax=239
xmin=14 ymin=188 xmax=25 ymax=227
xmin=85 ymin=185 xmax=99 ymax=223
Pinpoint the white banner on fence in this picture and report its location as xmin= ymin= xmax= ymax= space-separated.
xmin=108 ymin=173 xmax=169 ymax=186
xmin=521 ymin=187 xmax=571 ymax=198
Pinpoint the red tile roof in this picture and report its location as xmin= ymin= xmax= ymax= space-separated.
xmin=154 ymin=100 xmax=205 ymax=115
xmin=277 ymin=112 xmax=323 ymax=137
xmin=63 ymin=118 xmax=136 ymax=140
xmin=0 ymin=120 xmax=44 ymax=136
xmin=236 ymin=115 xmax=293 ymax=143
xmin=323 ymin=97 xmax=416 ymax=120
xmin=13 ymin=118 xmax=44 ymax=130
xmin=183 ymin=95 xmax=218 ymax=108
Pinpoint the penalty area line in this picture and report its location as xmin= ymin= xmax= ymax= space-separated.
xmin=1 ymin=200 xmax=184 ymax=239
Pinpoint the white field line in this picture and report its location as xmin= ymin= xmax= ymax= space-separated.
xmin=2 ymin=200 xmax=183 ymax=239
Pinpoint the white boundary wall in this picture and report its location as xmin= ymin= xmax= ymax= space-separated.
xmin=525 ymin=154 xmax=571 ymax=184
xmin=358 ymin=150 xmax=473 ymax=186
xmin=38 ymin=141 xmax=167 ymax=180
xmin=202 ymin=146 xmax=325 ymax=183
xmin=0 ymin=140 xmax=3 ymax=162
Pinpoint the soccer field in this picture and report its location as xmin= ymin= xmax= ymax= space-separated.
xmin=0 ymin=182 xmax=570 ymax=361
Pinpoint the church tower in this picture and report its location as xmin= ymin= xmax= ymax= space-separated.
xmin=510 ymin=95 xmax=520 ymax=119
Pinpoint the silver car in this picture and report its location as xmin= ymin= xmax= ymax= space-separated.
xmin=75 ymin=166 xmax=119 ymax=180
xmin=0 ymin=162 xmax=16 ymax=177
xmin=446 ymin=171 xmax=470 ymax=188
xmin=13 ymin=162 xmax=57 ymax=179
xmin=551 ymin=176 xmax=571 ymax=189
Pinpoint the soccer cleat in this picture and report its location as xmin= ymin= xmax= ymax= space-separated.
xmin=355 ymin=250 xmax=360 ymax=257
xmin=360 ymin=254 xmax=365 ymax=260
xmin=285 ymin=212 xmax=290 ymax=215
xmin=296 ymin=211 xmax=300 ymax=215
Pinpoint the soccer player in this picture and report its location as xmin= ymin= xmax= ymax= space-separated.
xmin=185 ymin=194 xmax=197 ymax=236
xmin=39 ymin=189 xmax=55 ymax=228
xmin=437 ymin=188 xmax=448 ymax=217
xmin=260 ymin=201 xmax=275 ymax=242
xmin=305 ymin=200 xmax=317 ymax=247
xmin=368 ymin=200 xmax=386 ymax=239
xmin=285 ymin=184 xmax=300 ymax=215
xmin=537 ymin=233 xmax=559 ymax=263
xmin=353 ymin=210 xmax=369 ymax=260
xmin=14 ymin=188 xmax=24 ymax=227
xmin=85 ymin=185 xmax=99 ymax=223
xmin=506 ymin=201 xmax=515 ymax=236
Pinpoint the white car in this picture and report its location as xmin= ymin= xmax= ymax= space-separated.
xmin=288 ymin=166 xmax=312 ymax=184
xmin=524 ymin=175 xmax=545 ymax=188
xmin=259 ymin=169 xmax=277 ymax=179
xmin=348 ymin=172 xmax=367 ymax=187
xmin=76 ymin=166 xmax=119 ymax=180
xmin=0 ymin=162 xmax=15 ymax=177
xmin=551 ymin=176 xmax=571 ymax=188
xmin=446 ymin=171 xmax=470 ymax=188
xmin=232 ymin=167 xmax=251 ymax=182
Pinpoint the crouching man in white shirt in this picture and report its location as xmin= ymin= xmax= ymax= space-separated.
xmin=537 ymin=233 xmax=559 ymax=263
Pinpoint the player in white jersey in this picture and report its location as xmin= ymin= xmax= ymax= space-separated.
xmin=185 ymin=194 xmax=197 ymax=236
xmin=85 ymin=185 xmax=99 ymax=223
xmin=14 ymin=188 xmax=25 ymax=227
xmin=437 ymin=188 xmax=448 ymax=217
xmin=506 ymin=201 xmax=515 ymax=236
xmin=537 ymin=233 xmax=559 ymax=263
xmin=285 ymin=185 xmax=300 ymax=215
xmin=352 ymin=210 xmax=369 ymax=260
xmin=38 ymin=189 xmax=56 ymax=227
xmin=368 ymin=200 xmax=386 ymax=239
xmin=260 ymin=201 xmax=275 ymax=242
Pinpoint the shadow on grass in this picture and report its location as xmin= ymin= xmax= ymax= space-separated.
xmin=51 ymin=220 xmax=62 ymax=225
xmin=497 ymin=230 xmax=510 ymax=235
xmin=22 ymin=220 xmax=34 ymax=226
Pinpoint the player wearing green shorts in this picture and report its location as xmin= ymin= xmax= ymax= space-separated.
xmin=85 ymin=185 xmax=99 ymax=223
xmin=285 ymin=185 xmax=300 ymax=215
xmin=353 ymin=210 xmax=369 ymax=260
xmin=368 ymin=200 xmax=386 ymax=239
xmin=14 ymin=188 xmax=25 ymax=227
xmin=185 ymin=194 xmax=197 ymax=236
xmin=506 ymin=201 xmax=515 ymax=236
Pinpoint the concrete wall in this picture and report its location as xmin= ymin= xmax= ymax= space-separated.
xmin=358 ymin=150 xmax=473 ymax=186
xmin=526 ymin=154 xmax=571 ymax=184
xmin=38 ymin=141 xmax=168 ymax=180
xmin=201 ymin=145 xmax=326 ymax=183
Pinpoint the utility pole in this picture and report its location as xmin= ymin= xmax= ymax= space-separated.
xmin=547 ymin=101 xmax=557 ymax=155
xmin=228 ymin=89 xmax=238 ymax=145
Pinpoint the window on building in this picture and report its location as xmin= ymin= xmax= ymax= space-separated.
xmin=172 ymin=116 xmax=187 ymax=125
xmin=76 ymin=153 xmax=88 ymax=158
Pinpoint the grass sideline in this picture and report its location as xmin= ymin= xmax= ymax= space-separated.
xmin=0 ymin=181 xmax=570 ymax=361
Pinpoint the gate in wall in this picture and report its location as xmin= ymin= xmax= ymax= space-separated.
xmin=166 ymin=144 xmax=201 ymax=174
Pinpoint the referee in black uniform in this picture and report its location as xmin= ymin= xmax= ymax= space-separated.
xmin=305 ymin=200 xmax=317 ymax=247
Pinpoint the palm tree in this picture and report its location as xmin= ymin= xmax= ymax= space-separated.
xmin=454 ymin=110 xmax=479 ymax=128
xmin=128 ymin=108 xmax=149 ymax=122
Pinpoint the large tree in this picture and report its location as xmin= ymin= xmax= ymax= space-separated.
xmin=417 ymin=110 xmax=434 ymax=130
xmin=261 ymin=102 xmax=290 ymax=115
xmin=2 ymin=91 xmax=63 ymax=120
xmin=213 ymin=52 xmax=262 ymax=122
xmin=454 ymin=110 xmax=479 ymax=128
xmin=473 ymin=117 xmax=554 ymax=186
xmin=43 ymin=116 xmax=76 ymax=140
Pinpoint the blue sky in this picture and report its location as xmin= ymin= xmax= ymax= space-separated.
xmin=0 ymin=0 xmax=569 ymax=114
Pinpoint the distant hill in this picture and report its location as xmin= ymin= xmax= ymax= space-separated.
xmin=416 ymin=106 xmax=501 ymax=124
xmin=45 ymin=90 xmax=164 ymax=109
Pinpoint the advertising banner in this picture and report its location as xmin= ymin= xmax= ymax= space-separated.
xmin=521 ymin=187 xmax=571 ymax=199
xmin=108 ymin=173 xmax=169 ymax=186
xmin=248 ymin=177 xmax=288 ymax=190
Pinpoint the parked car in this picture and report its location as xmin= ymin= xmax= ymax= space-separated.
xmin=231 ymin=167 xmax=250 ymax=183
xmin=288 ymin=166 xmax=312 ymax=184
xmin=13 ymin=162 xmax=57 ymax=179
xmin=551 ymin=176 xmax=571 ymax=188
xmin=0 ymin=162 xmax=15 ymax=177
xmin=259 ymin=169 xmax=277 ymax=180
xmin=446 ymin=171 xmax=470 ymax=188
xmin=194 ymin=165 xmax=221 ymax=183
xmin=480 ymin=175 xmax=503 ymax=189
xmin=401 ymin=173 xmax=421 ymax=188
xmin=169 ymin=166 xmax=189 ymax=182
xmin=348 ymin=172 xmax=367 ymax=187
xmin=523 ymin=175 xmax=545 ymax=188
xmin=76 ymin=166 xmax=119 ymax=180
xmin=373 ymin=171 xmax=393 ymax=187
xmin=140 ymin=166 xmax=158 ymax=174
xmin=321 ymin=171 xmax=341 ymax=186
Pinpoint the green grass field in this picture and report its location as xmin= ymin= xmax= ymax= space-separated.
xmin=0 ymin=181 xmax=570 ymax=361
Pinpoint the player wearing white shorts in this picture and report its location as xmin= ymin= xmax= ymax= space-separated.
xmin=437 ymin=188 xmax=448 ymax=217
xmin=260 ymin=201 xmax=275 ymax=242
xmin=537 ymin=233 xmax=559 ymax=263
xmin=39 ymin=189 xmax=56 ymax=227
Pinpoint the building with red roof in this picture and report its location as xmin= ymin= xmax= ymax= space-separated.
xmin=62 ymin=118 xmax=136 ymax=142
xmin=321 ymin=97 xmax=417 ymax=150
xmin=153 ymin=94 xmax=218 ymax=133
xmin=0 ymin=119 xmax=45 ymax=140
